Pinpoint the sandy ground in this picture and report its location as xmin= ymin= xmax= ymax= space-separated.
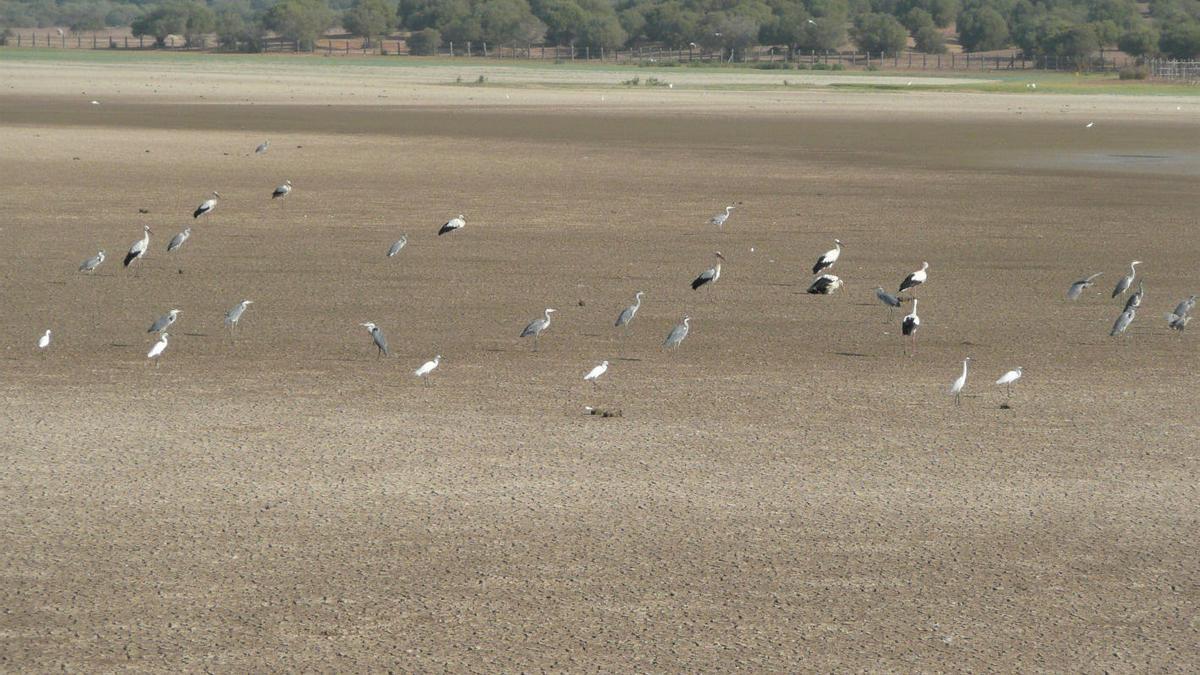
xmin=1 ymin=58 xmax=1198 ymax=671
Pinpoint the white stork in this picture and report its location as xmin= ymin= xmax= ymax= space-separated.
xmin=272 ymin=180 xmax=292 ymax=199
xmin=901 ymin=298 xmax=920 ymax=355
xmin=812 ymin=239 xmax=842 ymax=275
xmin=691 ymin=252 xmax=724 ymax=290
xmin=124 ymin=226 xmax=152 ymax=270
xmin=807 ymin=274 xmax=843 ymax=295
xmin=193 ymin=191 xmax=220 ymax=219
xmin=899 ymin=261 xmax=929 ymax=294
xmin=438 ymin=214 xmax=465 ymax=236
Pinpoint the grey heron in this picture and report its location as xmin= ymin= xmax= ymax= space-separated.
xmin=387 ymin=235 xmax=408 ymax=258
xmin=414 ymin=355 xmax=441 ymax=386
xmin=225 ymin=300 xmax=253 ymax=339
xmin=949 ymin=357 xmax=971 ymax=405
xmin=901 ymin=298 xmax=920 ymax=355
xmin=1166 ymin=294 xmax=1195 ymax=330
xmin=124 ymin=226 xmax=151 ymax=270
xmin=1171 ymin=294 xmax=1196 ymax=319
xmin=583 ymin=360 xmax=609 ymax=388
xmin=520 ymin=308 xmax=556 ymax=351
xmin=255 ymin=140 xmax=270 ymax=154
xmin=1111 ymin=261 xmax=1141 ymax=298
xmin=438 ymin=215 xmax=465 ymax=236
xmin=1110 ymin=307 xmax=1136 ymax=337
xmin=360 ymin=322 xmax=389 ymax=357
xmin=147 ymin=332 xmax=169 ymax=366
xmin=37 ymin=329 xmax=51 ymax=350
xmin=148 ymin=309 xmax=180 ymax=334
xmin=807 ymin=274 xmax=844 ymax=295
xmin=664 ymin=315 xmax=690 ymax=350
xmin=691 ymin=252 xmax=724 ymax=290
xmin=812 ymin=239 xmax=842 ymax=275
xmin=996 ymin=367 xmax=1023 ymax=398
xmin=874 ymin=286 xmax=902 ymax=320
xmin=1122 ymin=280 xmax=1144 ymax=313
xmin=898 ymin=262 xmax=928 ymax=294
xmin=167 ymin=227 xmax=191 ymax=253
xmin=615 ymin=291 xmax=644 ymax=332
xmin=272 ymin=180 xmax=292 ymax=199
xmin=193 ymin=191 xmax=220 ymax=219
xmin=79 ymin=250 xmax=105 ymax=273
xmin=1067 ymin=272 xmax=1102 ymax=300
xmin=709 ymin=205 xmax=735 ymax=227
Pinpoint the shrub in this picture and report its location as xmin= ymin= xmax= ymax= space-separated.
xmin=1119 ymin=64 xmax=1149 ymax=79
xmin=753 ymin=61 xmax=791 ymax=69
xmin=831 ymin=63 xmax=845 ymax=70
xmin=407 ymin=27 xmax=440 ymax=55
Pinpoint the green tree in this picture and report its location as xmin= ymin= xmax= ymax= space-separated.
xmin=957 ymin=6 xmax=1009 ymax=51
xmin=760 ymin=2 xmax=813 ymax=55
xmin=1159 ymin=19 xmax=1200 ymax=58
xmin=642 ymin=1 xmax=701 ymax=48
xmin=851 ymin=12 xmax=907 ymax=54
xmin=1049 ymin=23 xmax=1098 ymax=62
xmin=914 ymin=23 xmax=946 ymax=52
xmin=477 ymin=0 xmax=544 ymax=44
xmin=1117 ymin=24 xmax=1158 ymax=56
xmin=264 ymin=0 xmax=335 ymax=49
xmin=533 ymin=0 xmax=585 ymax=44
xmin=406 ymin=25 xmax=439 ymax=53
xmin=901 ymin=6 xmax=933 ymax=31
xmin=343 ymin=0 xmax=394 ymax=46
xmin=131 ymin=1 xmax=215 ymax=47
xmin=576 ymin=11 xmax=625 ymax=50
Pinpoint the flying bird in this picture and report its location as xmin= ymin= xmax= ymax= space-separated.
xmin=520 ymin=308 xmax=556 ymax=351
xmin=147 ymin=332 xmax=169 ymax=366
xmin=1122 ymin=280 xmax=1145 ymax=313
xmin=438 ymin=214 xmax=465 ymax=236
xmin=167 ymin=227 xmax=191 ymax=253
xmin=807 ymin=274 xmax=844 ymax=295
xmin=1110 ymin=307 xmax=1136 ymax=337
xmin=898 ymin=262 xmax=929 ymax=294
xmin=124 ymin=226 xmax=151 ymax=269
xmin=414 ymin=355 xmax=441 ymax=386
xmin=583 ymin=360 xmax=609 ymax=388
xmin=691 ymin=251 xmax=725 ymax=290
xmin=37 ymin=329 xmax=51 ymax=350
xmin=949 ymin=357 xmax=971 ymax=405
xmin=193 ymin=191 xmax=220 ymax=219
xmin=812 ymin=239 xmax=842 ymax=275
xmin=664 ymin=315 xmax=690 ymax=350
xmin=996 ymin=367 xmax=1023 ymax=398
xmin=387 ymin=235 xmax=408 ymax=258
xmin=709 ymin=205 xmax=736 ymax=227
xmin=272 ymin=180 xmax=292 ymax=199
xmin=901 ymin=298 xmax=921 ymax=355
xmin=255 ymin=140 xmax=270 ymax=154
xmin=360 ymin=322 xmax=389 ymax=357
xmin=79 ymin=250 xmax=105 ymax=273
xmin=1111 ymin=261 xmax=1141 ymax=298
xmin=148 ymin=309 xmax=181 ymax=334
xmin=1067 ymin=272 xmax=1102 ymax=300
xmin=615 ymin=291 xmax=645 ymax=332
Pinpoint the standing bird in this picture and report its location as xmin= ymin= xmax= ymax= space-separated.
xmin=414 ymin=355 xmax=441 ymax=386
xmin=583 ymin=360 xmax=609 ymax=388
xmin=874 ymin=286 xmax=902 ymax=319
xmin=691 ymin=252 xmax=725 ymax=291
xmin=1110 ymin=307 xmax=1136 ymax=337
xmin=901 ymin=298 xmax=921 ymax=355
xmin=167 ymin=227 xmax=191 ymax=253
xmin=664 ymin=315 xmax=690 ymax=350
xmin=1166 ymin=294 xmax=1195 ymax=331
xmin=615 ymin=291 xmax=645 ymax=332
xmin=360 ymin=322 xmax=389 ymax=357
xmin=709 ymin=205 xmax=736 ymax=227
xmin=147 ymin=332 xmax=169 ymax=366
xmin=254 ymin=140 xmax=270 ymax=155
xmin=387 ymin=235 xmax=408 ymax=258
xmin=148 ymin=309 xmax=181 ymax=334
xmin=812 ymin=239 xmax=843 ymax=275
xmin=949 ymin=357 xmax=971 ymax=405
xmin=1122 ymin=280 xmax=1145 ymax=313
xmin=898 ymin=262 xmax=929 ymax=294
xmin=124 ymin=226 xmax=152 ymax=270
xmin=79 ymin=250 xmax=105 ymax=273
xmin=272 ymin=180 xmax=292 ymax=200
xmin=1067 ymin=272 xmax=1103 ymax=300
xmin=995 ymin=367 xmax=1023 ymax=398
xmin=37 ymin=329 xmax=52 ymax=350
xmin=807 ymin=274 xmax=844 ymax=295
xmin=438 ymin=214 xmax=465 ymax=236
xmin=520 ymin=308 xmax=556 ymax=351
xmin=1111 ymin=260 xmax=1142 ymax=298
xmin=193 ymin=191 xmax=220 ymax=219
xmin=225 ymin=300 xmax=253 ymax=339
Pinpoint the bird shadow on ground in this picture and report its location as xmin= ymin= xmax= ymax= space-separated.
xmin=183 ymin=332 xmax=209 ymax=337
xmin=109 ymin=342 xmax=134 ymax=348
xmin=612 ymin=357 xmax=643 ymax=362
xmin=834 ymin=352 xmax=871 ymax=358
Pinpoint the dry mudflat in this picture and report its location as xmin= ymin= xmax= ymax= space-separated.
xmin=1 ymin=56 xmax=1198 ymax=671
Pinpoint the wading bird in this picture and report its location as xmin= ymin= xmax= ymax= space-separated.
xmin=664 ymin=315 xmax=690 ymax=350
xmin=874 ymin=286 xmax=902 ymax=319
xmin=1067 ymin=272 xmax=1103 ymax=300
xmin=387 ymin=235 xmax=408 ymax=258
xmin=414 ymin=355 xmax=441 ymax=386
xmin=615 ymin=291 xmax=644 ymax=332
xmin=124 ymin=226 xmax=151 ymax=270
xmin=360 ymin=322 xmax=389 ymax=357
xmin=272 ymin=180 xmax=292 ymax=199
xmin=1111 ymin=307 xmax=1136 ymax=337
xmin=1166 ymin=294 xmax=1195 ymax=331
xmin=807 ymin=274 xmax=844 ymax=295
xmin=147 ymin=332 xmax=169 ymax=366
xmin=901 ymin=298 xmax=921 ymax=355
xmin=79 ymin=250 xmax=105 ymax=273
xmin=193 ymin=192 xmax=220 ymax=219
xmin=691 ymin=252 xmax=724 ymax=291
xmin=812 ymin=239 xmax=842 ymax=275
xmin=899 ymin=262 xmax=929 ymax=294
xmin=521 ymin=308 xmax=556 ymax=351
xmin=148 ymin=309 xmax=180 ymax=334
xmin=37 ymin=329 xmax=51 ymax=350
xmin=950 ymin=356 xmax=971 ymax=405
xmin=167 ymin=227 xmax=190 ymax=253
xmin=583 ymin=360 xmax=609 ymax=388
xmin=255 ymin=140 xmax=270 ymax=154
xmin=438 ymin=214 xmax=465 ymax=236
xmin=996 ymin=367 xmax=1023 ymax=398
xmin=709 ymin=205 xmax=735 ymax=227
xmin=1112 ymin=260 xmax=1141 ymax=298
xmin=1122 ymin=280 xmax=1145 ymax=313
xmin=224 ymin=300 xmax=252 ymax=338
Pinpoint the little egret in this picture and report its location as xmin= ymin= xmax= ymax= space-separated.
xmin=147 ymin=332 xmax=169 ymax=366
xmin=996 ymin=367 xmax=1023 ymax=398
xmin=583 ymin=360 xmax=609 ymax=388
xmin=37 ymin=329 xmax=51 ymax=350
xmin=414 ymin=355 xmax=441 ymax=386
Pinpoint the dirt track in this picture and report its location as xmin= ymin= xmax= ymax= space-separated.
xmin=1 ymin=61 xmax=1198 ymax=671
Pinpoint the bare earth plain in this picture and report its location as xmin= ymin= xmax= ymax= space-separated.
xmin=1 ymin=56 xmax=1198 ymax=671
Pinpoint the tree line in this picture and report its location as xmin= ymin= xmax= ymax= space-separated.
xmin=3 ymin=0 xmax=1200 ymax=60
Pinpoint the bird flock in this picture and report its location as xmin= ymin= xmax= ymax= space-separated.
xmin=41 ymin=138 xmax=1195 ymax=405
